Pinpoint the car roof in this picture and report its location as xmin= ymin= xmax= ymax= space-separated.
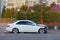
xmin=13 ymin=20 xmax=34 ymax=24
xmin=17 ymin=20 xmax=32 ymax=22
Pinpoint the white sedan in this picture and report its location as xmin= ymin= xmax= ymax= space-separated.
xmin=5 ymin=20 xmax=47 ymax=33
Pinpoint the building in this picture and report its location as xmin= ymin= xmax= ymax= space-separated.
xmin=38 ymin=0 xmax=60 ymax=6
xmin=4 ymin=0 xmax=60 ymax=9
xmin=46 ymin=0 xmax=60 ymax=6
xmin=0 ymin=0 xmax=4 ymax=15
xmin=4 ymin=0 xmax=40 ymax=8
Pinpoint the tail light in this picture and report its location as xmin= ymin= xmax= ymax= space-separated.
xmin=7 ymin=25 xmax=10 ymax=27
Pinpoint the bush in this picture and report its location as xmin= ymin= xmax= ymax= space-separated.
xmin=3 ymin=4 xmax=60 ymax=23
xmin=50 ymin=2 xmax=56 ymax=7
xmin=44 ymin=10 xmax=60 ymax=22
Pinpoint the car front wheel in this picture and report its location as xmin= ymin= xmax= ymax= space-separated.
xmin=38 ymin=28 xmax=47 ymax=33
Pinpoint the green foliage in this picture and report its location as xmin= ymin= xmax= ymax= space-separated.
xmin=50 ymin=2 xmax=56 ymax=7
xmin=2 ymin=4 xmax=60 ymax=23
xmin=20 ymin=5 xmax=28 ymax=11
xmin=44 ymin=10 xmax=60 ymax=22
xmin=33 ymin=4 xmax=41 ymax=11
xmin=16 ymin=4 xmax=41 ymax=22
xmin=28 ymin=10 xmax=40 ymax=22
xmin=16 ymin=11 xmax=25 ymax=20
xmin=27 ymin=4 xmax=41 ymax=22
xmin=3 ymin=8 xmax=15 ymax=18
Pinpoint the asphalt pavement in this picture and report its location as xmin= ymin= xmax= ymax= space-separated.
xmin=0 ymin=25 xmax=60 ymax=40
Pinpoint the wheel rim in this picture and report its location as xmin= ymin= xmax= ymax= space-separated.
xmin=13 ymin=29 xmax=18 ymax=33
xmin=40 ymin=29 xmax=44 ymax=33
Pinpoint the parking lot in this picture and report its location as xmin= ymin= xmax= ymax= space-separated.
xmin=0 ymin=25 xmax=60 ymax=40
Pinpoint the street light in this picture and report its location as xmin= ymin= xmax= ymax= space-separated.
xmin=31 ymin=10 xmax=34 ymax=13
xmin=17 ymin=9 xmax=20 ymax=15
xmin=17 ymin=9 xmax=20 ymax=12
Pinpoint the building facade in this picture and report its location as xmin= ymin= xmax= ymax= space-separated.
xmin=4 ymin=0 xmax=60 ymax=9
xmin=46 ymin=0 xmax=60 ymax=6
xmin=0 ymin=0 xmax=4 ymax=15
xmin=4 ymin=0 xmax=40 ymax=8
xmin=39 ymin=0 xmax=60 ymax=6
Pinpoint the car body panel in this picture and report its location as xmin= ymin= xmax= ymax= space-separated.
xmin=5 ymin=20 xmax=47 ymax=32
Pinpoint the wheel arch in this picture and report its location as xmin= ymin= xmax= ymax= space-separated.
xmin=12 ymin=28 xmax=19 ymax=32
xmin=38 ymin=28 xmax=44 ymax=32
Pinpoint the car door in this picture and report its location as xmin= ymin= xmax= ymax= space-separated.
xmin=16 ymin=21 xmax=39 ymax=32
xmin=24 ymin=21 xmax=39 ymax=32
xmin=16 ymin=21 xmax=28 ymax=32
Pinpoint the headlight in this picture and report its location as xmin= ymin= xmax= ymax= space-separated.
xmin=44 ymin=26 xmax=48 ymax=29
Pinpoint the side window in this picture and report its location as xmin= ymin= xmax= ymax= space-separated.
xmin=16 ymin=21 xmax=33 ymax=25
xmin=16 ymin=21 xmax=26 ymax=25
xmin=26 ymin=22 xmax=33 ymax=25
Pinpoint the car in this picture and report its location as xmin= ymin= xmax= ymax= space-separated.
xmin=5 ymin=20 xmax=48 ymax=33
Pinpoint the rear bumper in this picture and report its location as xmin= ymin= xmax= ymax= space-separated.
xmin=5 ymin=28 xmax=12 ymax=32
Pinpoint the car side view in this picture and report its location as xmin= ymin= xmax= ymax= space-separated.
xmin=5 ymin=20 xmax=48 ymax=33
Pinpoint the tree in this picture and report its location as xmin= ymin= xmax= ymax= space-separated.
xmin=16 ymin=11 xmax=25 ymax=20
xmin=44 ymin=10 xmax=60 ymax=22
xmin=28 ymin=4 xmax=41 ymax=22
xmin=16 ymin=4 xmax=41 ymax=22
xmin=50 ymin=2 xmax=56 ymax=7
xmin=3 ymin=8 xmax=15 ymax=18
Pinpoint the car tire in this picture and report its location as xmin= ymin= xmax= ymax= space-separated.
xmin=12 ymin=28 xmax=19 ymax=34
xmin=44 ymin=30 xmax=48 ymax=33
xmin=38 ymin=28 xmax=46 ymax=33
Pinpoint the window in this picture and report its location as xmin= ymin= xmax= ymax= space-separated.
xmin=8 ymin=0 xmax=13 ymax=2
xmin=16 ymin=21 xmax=33 ymax=25
xmin=40 ymin=0 xmax=46 ymax=3
xmin=8 ymin=3 xmax=14 ymax=6
xmin=57 ymin=0 xmax=60 ymax=3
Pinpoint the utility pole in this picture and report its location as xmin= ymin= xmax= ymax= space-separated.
xmin=40 ymin=0 xmax=46 ymax=24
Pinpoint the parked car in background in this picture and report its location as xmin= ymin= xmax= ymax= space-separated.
xmin=5 ymin=20 xmax=48 ymax=33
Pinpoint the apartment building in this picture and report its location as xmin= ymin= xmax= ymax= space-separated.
xmin=0 ymin=0 xmax=4 ymax=15
xmin=4 ymin=0 xmax=60 ymax=8
xmin=46 ymin=0 xmax=60 ymax=6
xmin=39 ymin=0 xmax=60 ymax=6
xmin=4 ymin=0 xmax=40 ymax=8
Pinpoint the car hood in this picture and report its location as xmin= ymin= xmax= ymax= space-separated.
xmin=37 ymin=24 xmax=46 ymax=28
xmin=37 ymin=24 xmax=48 ymax=28
xmin=38 ymin=24 xmax=46 ymax=26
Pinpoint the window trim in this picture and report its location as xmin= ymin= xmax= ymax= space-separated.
xmin=16 ymin=21 xmax=33 ymax=25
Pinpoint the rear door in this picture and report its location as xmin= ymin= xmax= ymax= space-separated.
xmin=16 ymin=21 xmax=27 ymax=32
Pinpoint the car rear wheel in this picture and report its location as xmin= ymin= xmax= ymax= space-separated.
xmin=12 ymin=28 xmax=19 ymax=34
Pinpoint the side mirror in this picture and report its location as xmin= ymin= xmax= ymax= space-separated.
xmin=32 ymin=24 xmax=36 ymax=26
